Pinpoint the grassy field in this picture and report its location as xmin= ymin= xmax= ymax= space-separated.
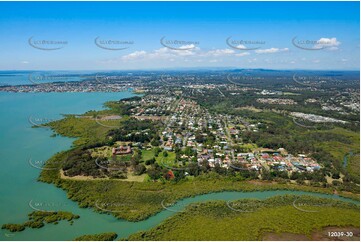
xmin=156 ymin=151 xmax=176 ymax=166
xmin=141 ymin=149 xmax=156 ymax=161
xmin=126 ymin=195 xmax=359 ymax=241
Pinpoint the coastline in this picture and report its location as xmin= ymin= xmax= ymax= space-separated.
xmin=37 ymin=97 xmax=360 ymax=223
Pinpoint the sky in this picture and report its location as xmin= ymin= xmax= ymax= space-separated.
xmin=0 ymin=1 xmax=359 ymax=71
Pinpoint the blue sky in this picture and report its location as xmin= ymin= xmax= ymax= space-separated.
xmin=0 ymin=1 xmax=359 ymax=70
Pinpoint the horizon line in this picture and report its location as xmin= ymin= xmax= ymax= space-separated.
xmin=0 ymin=68 xmax=360 ymax=72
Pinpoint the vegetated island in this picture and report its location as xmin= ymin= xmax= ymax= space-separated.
xmin=1 ymin=211 xmax=79 ymax=232
xmin=74 ymin=232 xmax=117 ymax=241
xmin=125 ymin=195 xmax=360 ymax=241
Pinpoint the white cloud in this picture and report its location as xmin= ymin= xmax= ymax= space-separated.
xmin=204 ymin=49 xmax=235 ymax=56
xmin=21 ymin=61 xmax=29 ymax=64
xmin=255 ymin=48 xmax=289 ymax=54
xmin=235 ymin=52 xmax=250 ymax=57
xmin=312 ymin=59 xmax=320 ymax=63
xmin=177 ymin=44 xmax=196 ymax=50
xmin=121 ymin=47 xmax=199 ymax=61
xmin=158 ymin=46 xmax=197 ymax=56
xmin=314 ymin=37 xmax=340 ymax=50
xmin=120 ymin=47 xmax=244 ymax=62
xmin=121 ymin=51 xmax=147 ymax=61
xmin=236 ymin=44 xmax=247 ymax=49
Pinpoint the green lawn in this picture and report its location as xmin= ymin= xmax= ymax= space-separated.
xmin=156 ymin=151 xmax=176 ymax=167
xmin=141 ymin=149 xmax=156 ymax=161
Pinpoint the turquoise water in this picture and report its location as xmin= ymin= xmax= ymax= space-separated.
xmin=0 ymin=92 xmax=359 ymax=241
